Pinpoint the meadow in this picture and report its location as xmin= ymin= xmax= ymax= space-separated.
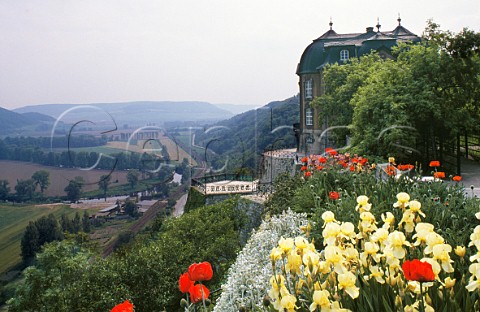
xmin=0 ymin=203 xmax=91 ymax=275
xmin=170 ymin=130 xmax=206 ymax=162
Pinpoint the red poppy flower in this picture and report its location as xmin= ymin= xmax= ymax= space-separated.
xmin=111 ymin=300 xmax=134 ymax=312
xmin=300 ymin=166 xmax=308 ymax=171
xmin=326 ymin=148 xmax=337 ymax=156
xmin=349 ymin=165 xmax=355 ymax=172
xmin=351 ymin=157 xmax=358 ymax=163
xmin=301 ymin=157 xmax=309 ymax=163
xmin=318 ymin=156 xmax=327 ymax=164
xmin=434 ymin=172 xmax=445 ymax=179
xmin=189 ymin=284 xmax=210 ymax=304
xmin=359 ymin=158 xmax=368 ymax=165
xmin=452 ymin=175 xmax=462 ymax=182
xmin=329 ymin=191 xmax=339 ymax=200
xmin=402 ymin=259 xmax=435 ymax=282
xmin=179 ymin=272 xmax=194 ymax=293
xmin=188 ymin=262 xmax=213 ymax=282
xmin=304 ymin=171 xmax=312 ymax=177
xmin=386 ymin=165 xmax=397 ymax=176
xmin=398 ymin=164 xmax=414 ymax=171
xmin=316 ymin=165 xmax=324 ymax=171
xmin=429 ymin=160 xmax=440 ymax=167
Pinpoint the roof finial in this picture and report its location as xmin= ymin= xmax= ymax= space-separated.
xmin=329 ymin=17 xmax=333 ymax=30
xmin=397 ymin=13 xmax=402 ymax=26
xmin=376 ymin=17 xmax=381 ymax=32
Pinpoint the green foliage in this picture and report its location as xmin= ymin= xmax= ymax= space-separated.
xmin=126 ymin=169 xmax=139 ymax=189
xmin=0 ymin=203 xmax=75 ymax=275
xmin=0 ymin=179 xmax=10 ymax=201
xmin=14 ymin=179 xmax=35 ymax=202
xmin=81 ymin=211 xmax=91 ymax=233
xmin=31 ymin=170 xmax=50 ymax=194
xmin=21 ymin=214 xmax=64 ymax=262
xmin=114 ymin=230 xmax=135 ymax=251
xmin=194 ymin=96 xmax=299 ymax=172
xmin=184 ymin=187 xmax=206 ymax=213
xmin=263 ymin=166 xmax=479 ymax=250
xmin=317 ymin=24 xmax=480 ymax=166
xmin=8 ymin=240 xmax=98 ymax=312
xmin=20 ymin=222 xmax=39 ymax=261
xmin=117 ymin=199 xmax=244 ymax=311
xmin=9 ymin=197 xmax=245 ymax=311
xmin=264 ymin=173 xmax=306 ymax=216
xmin=312 ymin=55 xmax=383 ymax=146
xmin=124 ymin=200 xmax=138 ymax=217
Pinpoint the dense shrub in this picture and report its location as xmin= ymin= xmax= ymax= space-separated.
xmin=8 ymin=197 xmax=246 ymax=311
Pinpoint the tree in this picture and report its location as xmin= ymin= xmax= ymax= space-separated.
xmin=316 ymin=23 xmax=480 ymax=163
xmin=31 ymin=170 xmax=50 ymax=194
xmin=98 ymin=174 xmax=111 ymax=201
xmin=0 ymin=179 xmax=10 ymax=201
xmin=126 ymin=169 xmax=139 ymax=189
xmin=9 ymin=198 xmax=246 ymax=311
xmin=72 ymin=212 xmax=81 ymax=233
xmin=61 ymin=214 xmax=74 ymax=233
xmin=20 ymin=214 xmax=63 ymax=262
xmin=124 ymin=200 xmax=138 ymax=218
xmin=35 ymin=214 xmax=63 ymax=246
xmin=8 ymin=240 xmax=94 ymax=312
xmin=20 ymin=222 xmax=39 ymax=262
xmin=15 ymin=179 xmax=36 ymax=201
xmin=64 ymin=177 xmax=84 ymax=203
xmin=312 ymin=54 xmax=383 ymax=146
xmin=82 ymin=211 xmax=91 ymax=233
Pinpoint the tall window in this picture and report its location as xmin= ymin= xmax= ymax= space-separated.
xmin=305 ymin=108 xmax=313 ymax=126
xmin=305 ymin=79 xmax=313 ymax=99
xmin=340 ymin=50 xmax=349 ymax=62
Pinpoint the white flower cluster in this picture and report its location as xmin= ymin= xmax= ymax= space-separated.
xmin=213 ymin=209 xmax=308 ymax=312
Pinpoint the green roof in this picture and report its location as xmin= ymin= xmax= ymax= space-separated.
xmin=296 ymin=23 xmax=421 ymax=75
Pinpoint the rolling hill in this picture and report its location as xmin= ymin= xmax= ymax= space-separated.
xmin=0 ymin=107 xmax=56 ymax=136
xmin=191 ymin=96 xmax=300 ymax=173
xmin=14 ymin=101 xmax=234 ymax=128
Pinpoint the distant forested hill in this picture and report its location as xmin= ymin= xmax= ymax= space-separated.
xmin=193 ymin=96 xmax=299 ymax=173
xmin=0 ymin=107 xmax=55 ymax=136
xmin=14 ymin=101 xmax=233 ymax=127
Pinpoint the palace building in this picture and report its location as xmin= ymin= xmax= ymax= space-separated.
xmin=295 ymin=17 xmax=421 ymax=154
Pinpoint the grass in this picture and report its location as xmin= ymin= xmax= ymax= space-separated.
xmin=80 ymin=176 xmax=167 ymax=198
xmin=170 ymin=131 xmax=205 ymax=160
xmin=0 ymin=203 xmax=95 ymax=275
xmin=49 ymin=145 xmax=122 ymax=155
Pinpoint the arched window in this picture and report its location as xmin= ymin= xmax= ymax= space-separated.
xmin=340 ymin=50 xmax=349 ymax=62
xmin=305 ymin=108 xmax=313 ymax=126
xmin=305 ymin=79 xmax=313 ymax=99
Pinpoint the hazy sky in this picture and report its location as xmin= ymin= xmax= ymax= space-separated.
xmin=1 ymin=0 xmax=479 ymax=109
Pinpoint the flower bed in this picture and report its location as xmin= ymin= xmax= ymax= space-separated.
xmin=213 ymin=210 xmax=308 ymax=311
xmin=215 ymin=155 xmax=480 ymax=312
xmin=266 ymin=193 xmax=480 ymax=311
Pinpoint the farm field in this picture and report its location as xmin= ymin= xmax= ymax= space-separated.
xmin=50 ymin=132 xmax=197 ymax=166
xmin=0 ymin=203 xmax=95 ymax=275
xmin=49 ymin=145 xmax=121 ymax=155
xmin=107 ymin=132 xmax=197 ymax=166
xmin=170 ymin=130 xmax=204 ymax=163
xmin=0 ymin=160 xmax=129 ymax=197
